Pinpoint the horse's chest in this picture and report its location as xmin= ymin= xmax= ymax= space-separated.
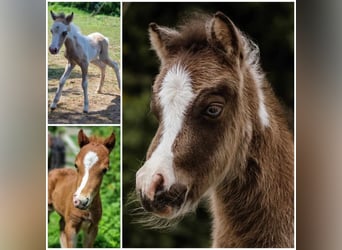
xmin=64 ymin=42 xmax=88 ymax=65
xmin=64 ymin=49 xmax=84 ymax=65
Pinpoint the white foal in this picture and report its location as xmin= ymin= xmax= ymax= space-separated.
xmin=49 ymin=11 xmax=120 ymax=113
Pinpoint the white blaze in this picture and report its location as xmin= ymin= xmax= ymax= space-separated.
xmin=74 ymin=151 xmax=98 ymax=198
xmin=137 ymin=64 xmax=194 ymax=199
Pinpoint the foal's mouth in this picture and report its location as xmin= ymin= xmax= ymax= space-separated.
xmin=139 ymin=183 xmax=187 ymax=218
xmin=75 ymin=204 xmax=90 ymax=210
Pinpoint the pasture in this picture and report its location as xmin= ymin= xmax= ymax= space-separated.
xmin=47 ymin=5 xmax=121 ymax=124
xmin=47 ymin=126 xmax=120 ymax=248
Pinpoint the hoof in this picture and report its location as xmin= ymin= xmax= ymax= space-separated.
xmin=83 ymin=110 xmax=89 ymax=113
xmin=50 ymin=102 xmax=57 ymax=111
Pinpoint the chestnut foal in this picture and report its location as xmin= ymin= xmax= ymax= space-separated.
xmin=48 ymin=129 xmax=115 ymax=247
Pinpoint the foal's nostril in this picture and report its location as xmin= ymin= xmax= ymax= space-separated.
xmin=153 ymin=174 xmax=164 ymax=190
xmin=147 ymin=173 xmax=164 ymax=200
xmin=73 ymin=197 xmax=90 ymax=209
xmin=73 ymin=198 xmax=80 ymax=206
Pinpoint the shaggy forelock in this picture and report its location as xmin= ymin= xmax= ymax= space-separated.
xmin=163 ymin=12 xmax=210 ymax=53
xmin=54 ymin=12 xmax=66 ymax=19
xmin=165 ymin=12 xmax=262 ymax=70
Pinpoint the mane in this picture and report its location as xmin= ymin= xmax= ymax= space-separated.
xmin=69 ymin=23 xmax=81 ymax=35
xmin=240 ymin=33 xmax=265 ymax=87
xmin=164 ymin=12 xmax=264 ymax=82
xmin=163 ymin=12 xmax=210 ymax=53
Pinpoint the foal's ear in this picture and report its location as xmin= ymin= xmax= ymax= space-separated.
xmin=50 ymin=11 xmax=57 ymax=21
xmin=207 ymin=12 xmax=244 ymax=64
xmin=149 ymin=23 xmax=180 ymax=64
xmin=78 ymin=129 xmax=90 ymax=148
xmin=65 ymin=12 xmax=74 ymax=24
xmin=104 ymin=132 xmax=116 ymax=153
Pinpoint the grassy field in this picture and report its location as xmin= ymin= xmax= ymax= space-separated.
xmin=48 ymin=126 xmax=121 ymax=248
xmin=47 ymin=4 xmax=121 ymax=123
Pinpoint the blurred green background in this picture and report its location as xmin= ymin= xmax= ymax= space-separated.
xmin=123 ymin=2 xmax=294 ymax=248
xmin=48 ymin=2 xmax=120 ymax=16
xmin=48 ymin=126 xmax=120 ymax=248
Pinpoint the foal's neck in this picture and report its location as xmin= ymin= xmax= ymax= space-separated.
xmin=210 ymin=124 xmax=293 ymax=247
xmin=63 ymin=26 xmax=86 ymax=62
xmin=64 ymin=24 xmax=83 ymax=49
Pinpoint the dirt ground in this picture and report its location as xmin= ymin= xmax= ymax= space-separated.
xmin=48 ymin=58 xmax=121 ymax=124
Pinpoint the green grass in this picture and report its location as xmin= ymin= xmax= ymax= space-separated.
xmin=48 ymin=126 xmax=121 ymax=248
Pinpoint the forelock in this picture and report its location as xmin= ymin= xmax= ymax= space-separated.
xmin=54 ymin=12 xmax=66 ymax=19
xmin=163 ymin=12 xmax=211 ymax=53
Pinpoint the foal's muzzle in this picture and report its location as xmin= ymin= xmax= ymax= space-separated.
xmin=73 ymin=195 xmax=91 ymax=210
xmin=49 ymin=46 xmax=58 ymax=54
xmin=139 ymin=182 xmax=187 ymax=218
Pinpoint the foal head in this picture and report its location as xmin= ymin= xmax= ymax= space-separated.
xmin=73 ymin=129 xmax=115 ymax=210
xmin=49 ymin=11 xmax=74 ymax=55
xmin=136 ymin=12 xmax=266 ymax=220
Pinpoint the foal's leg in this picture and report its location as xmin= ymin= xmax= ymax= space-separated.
xmin=103 ymin=58 xmax=120 ymax=89
xmin=62 ymin=222 xmax=78 ymax=247
xmin=80 ymin=62 xmax=89 ymax=113
xmin=99 ymin=50 xmax=120 ymax=89
xmin=58 ymin=218 xmax=69 ymax=248
xmin=91 ymin=59 xmax=106 ymax=94
xmin=83 ymin=224 xmax=98 ymax=247
xmin=50 ymin=62 xmax=75 ymax=110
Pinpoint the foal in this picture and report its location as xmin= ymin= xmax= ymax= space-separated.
xmin=135 ymin=12 xmax=293 ymax=247
xmin=48 ymin=129 xmax=115 ymax=247
xmin=49 ymin=11 xmax=121 ymax=113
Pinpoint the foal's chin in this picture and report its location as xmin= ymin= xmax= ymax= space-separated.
xmin=75 ymin=204 xmax=90 ymax=210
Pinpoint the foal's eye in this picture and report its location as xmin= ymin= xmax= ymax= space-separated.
xmin=204 ymin=104 xmax=223 ymax=118
xmin=74 ymin=164 xmax=78 ymax=170
xmin=62 ymin=31 xmax=68 ymax=36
